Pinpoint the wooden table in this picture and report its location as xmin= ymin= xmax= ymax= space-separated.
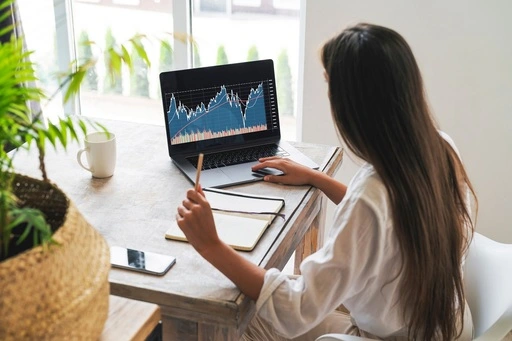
xmin=101 ymin=295 xmax=161 ymax=341
xmin=13 ymin=119 xmax=343 ymax=341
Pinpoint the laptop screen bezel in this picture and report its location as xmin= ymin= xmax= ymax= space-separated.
xmin=159 ymin=59 xmax=281 ymax=157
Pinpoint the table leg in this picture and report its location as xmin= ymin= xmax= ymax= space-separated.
xmin=161 ymin=313 xmax=240 ymax=341
xmin=294 ymin=196 xmax=325 ymax=274
xmin=198 ymin=323 xmax=238 ymax=340
xmin=161 ymin=314 xmax=197 ymax=341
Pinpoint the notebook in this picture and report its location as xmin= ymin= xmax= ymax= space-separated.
xmin=159 ymin=59 xmax=318 ymax=188
xmin=165 ymin=188 xmax=285 ymax=251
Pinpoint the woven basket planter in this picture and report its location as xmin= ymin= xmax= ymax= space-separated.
xmin=0 ymin=174 xmax=110 ymax=340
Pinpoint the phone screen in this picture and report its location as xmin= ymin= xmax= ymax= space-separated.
xmin=110 ymin=246 xmax=176 ymax=276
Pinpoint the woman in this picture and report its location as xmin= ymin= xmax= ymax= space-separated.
xmin=176 ymin=23 xmax=477 ymax=340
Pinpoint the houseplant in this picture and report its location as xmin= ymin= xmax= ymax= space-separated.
xmin=0 ymin=1 xmax=154 ymax=338
xmin=0 ymin=7 xmax=111 ymax=341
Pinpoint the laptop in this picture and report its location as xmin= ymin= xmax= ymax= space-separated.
xmin=159 ymin=59 xmax=318 ymax=188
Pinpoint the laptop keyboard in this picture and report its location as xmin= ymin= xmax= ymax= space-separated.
xmin=188 ymin=144 xmax=289 ymax=170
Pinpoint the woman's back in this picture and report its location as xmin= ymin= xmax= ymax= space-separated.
xmin=321 ymin=23 xmax=477 ymax=340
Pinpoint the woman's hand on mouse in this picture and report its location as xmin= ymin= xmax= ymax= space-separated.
xmin=251 ymin=156 xmax=317 ymax=186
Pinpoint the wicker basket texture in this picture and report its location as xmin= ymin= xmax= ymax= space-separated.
xmin=0 ymin=175 xmax=110 ymax=340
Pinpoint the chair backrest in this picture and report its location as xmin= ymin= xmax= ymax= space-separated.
xmin=464 ymin=232 xmax=512 ymax=337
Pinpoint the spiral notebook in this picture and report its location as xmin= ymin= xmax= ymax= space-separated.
xmin=165 ymin=188 xmax=285 ymax=251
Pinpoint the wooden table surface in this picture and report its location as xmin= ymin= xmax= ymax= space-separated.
xmin=101 ymin=295 xmax=161 ymax=341
xmin=13 ymin=118 xmax=343 ymax=340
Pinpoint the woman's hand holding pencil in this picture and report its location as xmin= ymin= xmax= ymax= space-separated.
xmin=176 ymin=152 xmax=222 ymax=254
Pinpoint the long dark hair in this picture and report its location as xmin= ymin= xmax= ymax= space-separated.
xmin=321 ymin=23 xmax=477 ymax=340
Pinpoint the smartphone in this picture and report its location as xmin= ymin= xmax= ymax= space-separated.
xmin=110 ymin=246 xmax=176 ymax=276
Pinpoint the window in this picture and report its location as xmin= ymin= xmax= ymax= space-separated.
xmin=17 ymin=1 xmax=64 ymax=120
xmin=71 ymin=0 xmax=174 ymax=125
xmin=191 ymin=0 xmax=299 ymax=140
xmin=17 ymin=0 xmax=299 ymax=141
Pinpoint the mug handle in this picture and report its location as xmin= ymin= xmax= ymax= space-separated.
xmin=77 ymin=148 xmax=93 ymax=172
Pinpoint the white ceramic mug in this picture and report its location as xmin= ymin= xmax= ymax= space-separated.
xmin=77 ymin=132 xmax=116 ymax=178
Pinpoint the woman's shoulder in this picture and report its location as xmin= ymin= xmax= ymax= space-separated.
xmin=343 ymin=163 xmax=390 ymax=219
xmin=349 ymin=163 xmax=386 ymax=196
xmin=438 ymin=130 xmax=462 ymax=157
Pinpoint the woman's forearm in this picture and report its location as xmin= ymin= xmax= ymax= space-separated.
xmin=200 ymin=241 xmax=266 ymax=301
xmin=309 ymin=170 xmax=347 ymax=205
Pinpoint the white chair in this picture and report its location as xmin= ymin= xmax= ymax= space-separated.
xmin=464 ymin=232 xmax=512 ymax=340
xmin=316 ymin=232 xmax=512 ymax=341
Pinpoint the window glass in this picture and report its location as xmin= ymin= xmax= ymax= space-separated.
xmin=71 ymin=0 xmax=174 ymax=125
xmin=191 ymin=0 xmax=299 ymax=141
xmin=17 ymin=0 xmax=64 ymax=120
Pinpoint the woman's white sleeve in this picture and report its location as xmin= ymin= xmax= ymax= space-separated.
xmin=255 ymin=199 xmax=385 ymax=338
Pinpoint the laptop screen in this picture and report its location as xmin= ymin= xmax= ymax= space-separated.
xmin=160 ymin=60 xmax=281 ymax=156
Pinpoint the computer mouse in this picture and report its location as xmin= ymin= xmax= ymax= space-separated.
xmin=252 ymin=167 xmax=284 ymax=176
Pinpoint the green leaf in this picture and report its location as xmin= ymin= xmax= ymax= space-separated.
xmin=37 ymin=129 xmax=46 ymax=151
xmin=0 ymin=25 xmax=13 ymax=38
xmin=64 ymin=63 xmax=91 ymax=102
xmin=0 ymin=0 xmax=13 ymax=11
xmin=91 ymin=121 xmax=109 ymax=135
xmin=130 ymin=36 xmax=151 ymax=68
xmin=64 ymin=117 xmax=79 ymax=142
xmin=5 ymin=215 xmax=26 ymax=232
xmin=48 ymin=121 xmax=67 ymax=147
xmin=108 ymin=48 xmax=122 ymax=75
xmin=24 ymin=133 xmax=33 ymax=146
xmin=44 ymin=128 xmax=57 ymax=150
xmin=9 ymin=207 xmax=53 ymax=248
xmin=160 ymin=39 xmax=172 ymax=53
xmin=33 ymin=227 xmax=39 ymax=246
xmin=78 ymin=120 xmax=88 ymax=135
xmin=58 ymin=119 xmax=70 ymax=143
xmin=120 ymin=45 xmax=132 ymax=71
xmin=16 ymin=221 xmax=33 ymax=245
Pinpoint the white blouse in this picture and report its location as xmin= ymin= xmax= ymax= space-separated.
xmin=255 ymin=162 xmax=406 ymax=338
xmin=254 ymin=133 xmax=466 ymax=339
xmin=256 ymin=131 xmax=471 ymax=338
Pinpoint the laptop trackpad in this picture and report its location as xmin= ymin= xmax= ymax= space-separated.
xmin=201 ymin=168 xmax=233 ymax=188
xmin=221 ymin=162 xmax=260 ymax=182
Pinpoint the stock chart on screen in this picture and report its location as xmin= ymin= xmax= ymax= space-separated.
xmin=165 ymin=80 xmax=273 ymax=145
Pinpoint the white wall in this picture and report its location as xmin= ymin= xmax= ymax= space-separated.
xmin=298 ymin=0 xmax=512 ymax=242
